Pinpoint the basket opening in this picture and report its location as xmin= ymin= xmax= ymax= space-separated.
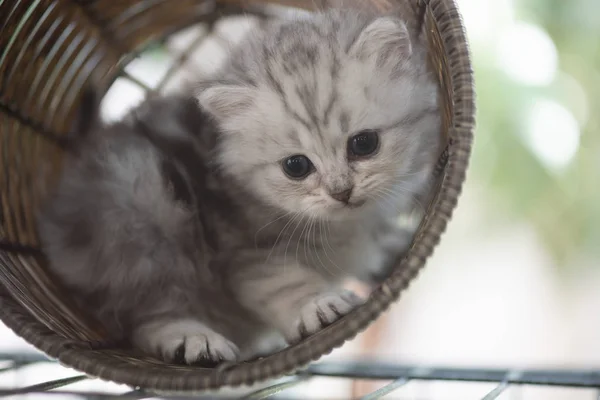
xmin=0 ymin=0 xmax=473 ymax=391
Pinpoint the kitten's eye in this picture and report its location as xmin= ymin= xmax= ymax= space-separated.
xmin=348 ymin=130 xmax=380 ymax=159
xmin=282 ymin=155 xmax=313 ymax=179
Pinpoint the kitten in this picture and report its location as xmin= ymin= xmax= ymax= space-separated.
xmin=37 ymin=8 xmax=441 ymax=365
xmin=38 ymin=91 xmax=254 ymax=364
xmin=194 ymin=8 xmax=442 ymax=331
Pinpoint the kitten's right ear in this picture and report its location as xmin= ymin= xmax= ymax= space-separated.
xmin=196 ymin=85 xmax=255 ymax=124
xmin=349 ymin=17 xmax=412 ymax=65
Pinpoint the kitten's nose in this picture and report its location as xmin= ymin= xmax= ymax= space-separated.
xmin=330 ymin=187 xmax=353 ymax=204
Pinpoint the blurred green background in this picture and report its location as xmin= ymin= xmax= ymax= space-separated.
xmin=462 ymin=0 xmax=600 ymax=269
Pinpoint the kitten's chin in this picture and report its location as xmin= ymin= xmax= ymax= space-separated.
xmin=348 ymin=199 xmax=367 ymax=209
xmin=314 ymin=199 xmax=371 ymax=222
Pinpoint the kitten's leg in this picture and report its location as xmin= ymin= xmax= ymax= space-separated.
xmin=127 ymin=288 xmax=241 ymax=366
xmin=232 ymin=260 xmax=363 ymax=344
xmin=132 ymin=318 xmax=239 ymax=365
xmin=291 ymin=289 xmax=363 ymax=343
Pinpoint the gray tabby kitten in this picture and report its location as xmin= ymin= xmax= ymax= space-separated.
xmin=38 ymin=8 xmax=441 ymax=365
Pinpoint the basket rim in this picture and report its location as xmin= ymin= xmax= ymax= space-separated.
xmin=0 ymin=0 xmax=475 ymax=391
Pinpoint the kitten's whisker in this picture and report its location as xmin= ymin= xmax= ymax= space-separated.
xmin=309 ymin=216 xmax=330 ymax=277
xmin=267 ymin=209 xmax=302 ymax=263
xmin=312 ymin=217 xmax=326 ymax=275
xmin=284 ymin=205 xmax=313 ymax=268
xmin=387 ymin=185 xmax=427 ymax=214
xmin=369 ymin=190 xmax=404 ymax=217
xmin=395 ymin=171 xmax=429 ymax=178
xmin=381 ymin=168 xmax=429 ymax=178
xmin=370 ymin=187 xmax=401 ymax=211
xmin=361 ymin=170 xmax=428 ymax=196
xmin=375 ymin=184 xmax=426 ymax=214
xmin=296 ymin=215 xmax=311 ymax=263
xmin=254 ymin=210 xmax=293 ymax=248
xmin=266 ymin=203 xmax=313 ymax=264
xmin=315 ymin=218 xmax=330 ymax=276
xmin=325 ymin=220 xmax=339 ymax=256
xmin=296 ymin=213 xmax=313 ymax=268
xmin=309 ymin=216 xmax=318 ymax=257
xmin=265 ymin=213 xmax=294 ymax=263
xmin=283 ymin=213 xmax=303 ymax=269
xmin=312 ymin=216 xmax=333 ymax=278
xmin=322 ymin=219 xmax=345 ymax=275
xmin=388 ymin=181 xmax=423 ymax=196
xmin=318 ymin=217 xmax=343 ymax=277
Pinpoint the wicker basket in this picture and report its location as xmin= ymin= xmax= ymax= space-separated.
xmin=0 ymin=0 xmax=474 ymax=392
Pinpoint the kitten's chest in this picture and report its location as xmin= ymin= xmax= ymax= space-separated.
xmin=191 ymin=175 xmax=258 ymax=250
xmin=257 ymin=216 xmax=379 ymax=259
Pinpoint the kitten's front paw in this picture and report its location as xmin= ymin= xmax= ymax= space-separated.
xmin=134 ymin=319 xmax=239 ymax=366
xmin=286 ymin=290 xmax=363 ymax=344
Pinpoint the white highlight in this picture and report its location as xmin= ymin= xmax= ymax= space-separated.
xmin=457 ymin=0 xmax=515 ymax=43
xmin=497 ymin=22 xmax=558 ymax=86
xmin=526 ymin=99 xmax=581 ymax=170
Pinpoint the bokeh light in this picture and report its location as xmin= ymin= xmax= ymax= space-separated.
xmin=496 ymin=22 xmax=558 ymax=86
xmin=525 ymin=99 xmax=581 ymax=170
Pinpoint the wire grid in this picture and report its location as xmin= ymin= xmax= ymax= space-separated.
xmin=0 ymin=352 xmax=599 ymax=399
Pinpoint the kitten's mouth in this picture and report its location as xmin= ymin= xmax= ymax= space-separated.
xmin=347 ymin=199 xmax=366 ymax=209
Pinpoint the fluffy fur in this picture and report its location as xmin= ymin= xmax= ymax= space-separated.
xmin=37 ymin=8 xmax=442 ymax=365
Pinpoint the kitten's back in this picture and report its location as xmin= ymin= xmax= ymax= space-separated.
xmin=37 ymin=93 xmax=212 ymax=335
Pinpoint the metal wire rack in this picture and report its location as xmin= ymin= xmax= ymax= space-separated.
xmin=0 ymin=352 xmax=599 ymax=399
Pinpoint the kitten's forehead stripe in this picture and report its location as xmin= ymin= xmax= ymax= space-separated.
xmin=282 ymin=61 xmax=293 ymax=76
xmin=265 ymin=65 xmax=314 ymax=134
xmin=291 ymin=45 xmax=318 ymax=67
xmin=339 ymin=112 xmax=350 ymax=134
xmin=285 ymin=130 xmax=302 ymax=148
xmin=295 ymin=84 xmax=321 ymax=134
xmin=265 ymin=66 xmax=285 ymax=97
xmin=322 ymin=52 xmax=340 ymax=128
xmin=288 ymin=107 xmax=313 ymax=135
xmin=322 ymin=88 xmax=337 ymax=128
xmin=256 ymin=15 xmax=366 ymax=150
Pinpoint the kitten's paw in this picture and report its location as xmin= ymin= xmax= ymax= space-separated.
xmin=134 ymin=319 xmax=239 ymax=366
xmin=286 ymin=290 xmax=363 ymax=343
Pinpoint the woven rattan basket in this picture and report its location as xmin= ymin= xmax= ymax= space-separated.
xmin=0 ymin=0 xmax=474 ymax=392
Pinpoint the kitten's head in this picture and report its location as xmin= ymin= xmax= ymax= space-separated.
xmin=198 ymin=10 xmax=442 ymax=220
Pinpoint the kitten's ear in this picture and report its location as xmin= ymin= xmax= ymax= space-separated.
xmin=66 ymin=86 xmax=103 ymax=147
xmin=197 ymin=85 xmax=255 ymax=123
xmin=349 ymin=17 xmax=412 ymax=64
xmin=131 ymin=95 xmax=205 ymax=141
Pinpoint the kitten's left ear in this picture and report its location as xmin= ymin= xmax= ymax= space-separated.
xmin=349 ymin=17 xmax=412 ymax=64
xmin=197 ymin=85 xmax=255 ymax=123
xmin=72 ymin=86 xmax=102 ymax=137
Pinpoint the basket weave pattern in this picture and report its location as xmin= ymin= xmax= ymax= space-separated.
xmin=0 ymin=0 xmax=474 ymax=390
